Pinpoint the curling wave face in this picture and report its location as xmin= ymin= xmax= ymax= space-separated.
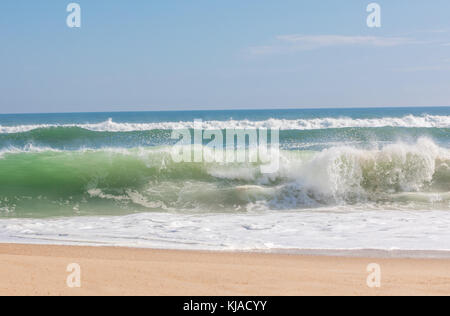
xmin=0 ymin=138 xmax=448 ymax=218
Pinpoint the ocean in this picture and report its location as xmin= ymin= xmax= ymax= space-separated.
xmin=0 ymin=107 xmax=449 ymax=252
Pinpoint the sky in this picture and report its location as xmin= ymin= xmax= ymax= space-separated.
xmin=1 ymin=0 xmax=450 ymax=114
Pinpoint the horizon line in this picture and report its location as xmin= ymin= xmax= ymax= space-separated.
xmin=1 ymin=105 xmax=449 ymax=116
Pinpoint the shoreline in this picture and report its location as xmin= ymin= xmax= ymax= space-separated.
xmin=2 ymin=241 xmax=450 ymax=259
xmin=1 ymin=243 xmax=449 ymax=296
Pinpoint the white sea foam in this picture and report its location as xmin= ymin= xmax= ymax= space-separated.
xmin=0 ymin=114 xmax=449 ymax=133
xmin=1 ymin=210 xmax=450 ymax=252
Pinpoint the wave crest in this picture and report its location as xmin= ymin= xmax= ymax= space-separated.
xmin=0 ymin=114 xmax=449 ymax=134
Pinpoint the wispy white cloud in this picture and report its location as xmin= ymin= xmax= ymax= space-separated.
xmin=248 ymin=34 xmax=420 ymax=55
xmin=278 ymin=35 xmax=417 ymax=46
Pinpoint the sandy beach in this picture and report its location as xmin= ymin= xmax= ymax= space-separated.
xmin=0 ymin=243 xmax=449 ymax=296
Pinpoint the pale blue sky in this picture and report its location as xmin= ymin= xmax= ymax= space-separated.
xmin=1 ymin=0 xmax=450 ymax=113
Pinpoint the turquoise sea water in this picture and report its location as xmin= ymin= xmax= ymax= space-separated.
xmin=0 ymin=107 xmax=449 ymax=251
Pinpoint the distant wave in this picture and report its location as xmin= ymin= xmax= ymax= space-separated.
xmin=0 ymin=114 xmax=449 ymax=134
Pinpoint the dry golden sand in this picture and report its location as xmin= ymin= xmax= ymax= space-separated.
xmin=0 ymin=243 xmax=449 ymax=296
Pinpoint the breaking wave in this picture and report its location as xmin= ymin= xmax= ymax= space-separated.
xmin=0 ymin=138 xmax=448 ymax=217
xmin=0 ymin=114 xmax=449 ymax=134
